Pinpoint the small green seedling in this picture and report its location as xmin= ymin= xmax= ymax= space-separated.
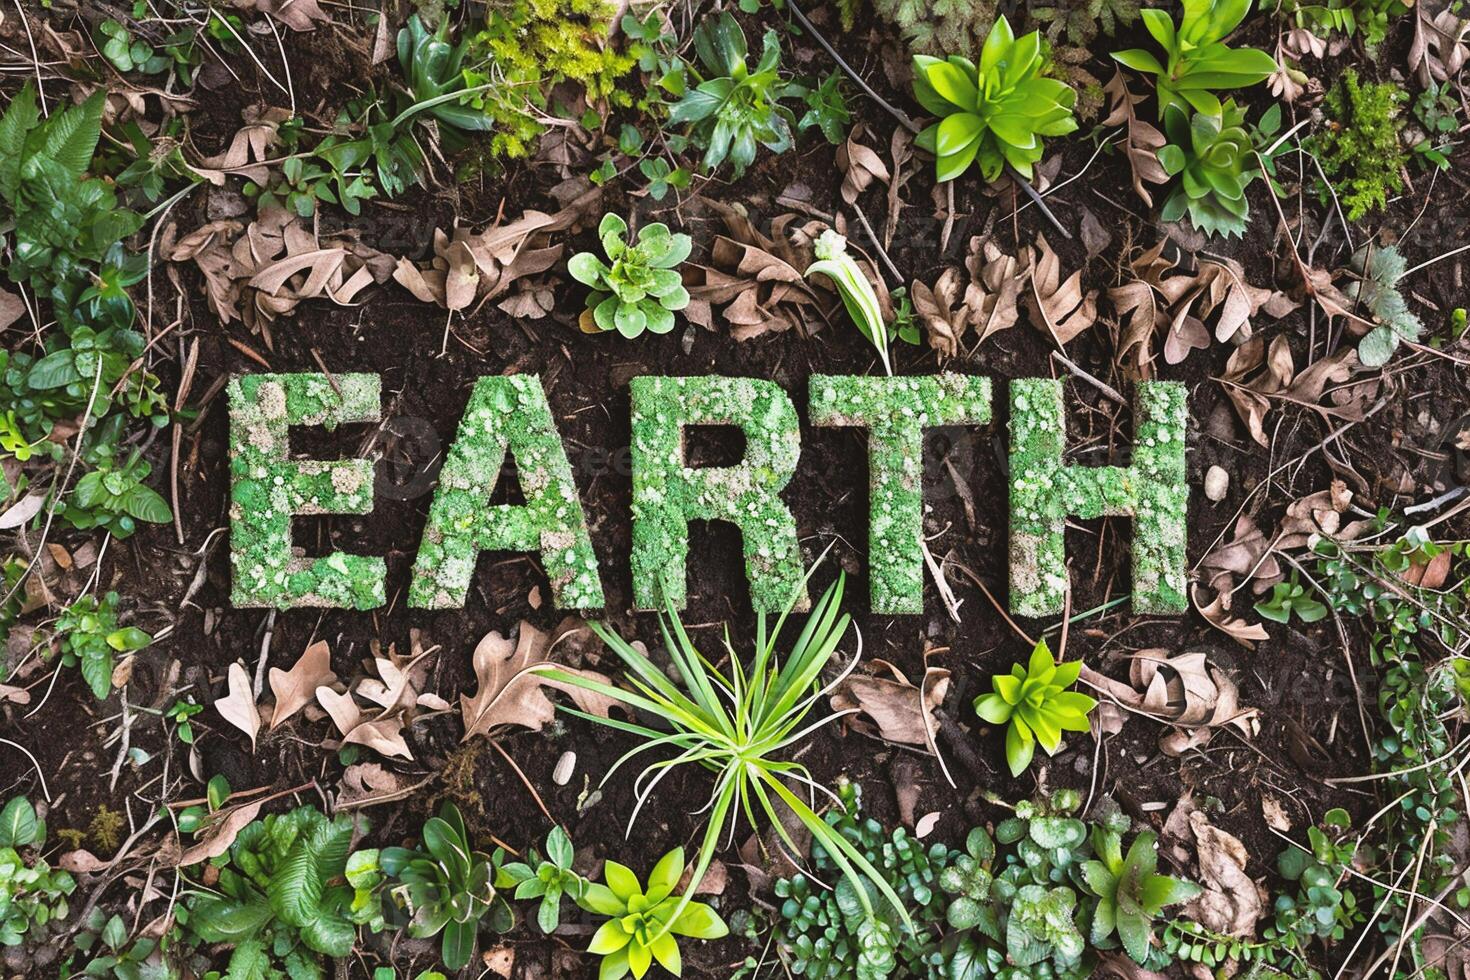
xmin=569 ymin=214 xmax=692 ymax=338
xmin=578 ymin=848 xmax=729 ymax=980
xmin=1112 ymin=0 xmax=1277 ymax=115
xmin=1254 ymin=574 xmax=1328 ymax=624
xmin=804 ymin=231 xmax=895 ymax=375
xmin=1082 ymin=829 xmax=1201 ymax=962
xmin=974 ymin=639 xmax=1097 ymax=777
xmin=911 ymin=15 xmax=1078 ymax=182
xmin=495 ymin=826 xmax=586 ymax=933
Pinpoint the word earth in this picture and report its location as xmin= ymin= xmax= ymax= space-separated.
xmin=229 ymin=373 xmax=1188 ymax=617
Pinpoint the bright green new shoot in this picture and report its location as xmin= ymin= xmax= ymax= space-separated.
xmin=911 ymin=16 xmax=1078 ymax=182
xmin=1082 ymin=829 xmax=1201 ymax=962
xmin=577 ymin=847 xmax=728 ymax=980
xmin=974 ymin=639 xmax=1096 ymax=777
xmin=804 ymin=231 xmax=894 ymax=375
xmin=1112 ymin=0 xmax=1277 ymax=116
xmin=538 ymin=573 xmax=914 ymax=944
xmin=569 ymin=213 xmax=692 ymax=338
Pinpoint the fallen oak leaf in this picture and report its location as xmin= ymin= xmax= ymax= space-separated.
xmin=1025 ymin=234 xmax=1097 ymax=346
xmin=175 ymin=797 xmax=264 ymax=867
xmin=268 ymin=639 xmax=336 ymax=729
xmin=461 ymin=619 xmax=619 ymax=740
xmin=836 ymin=127 xmax=890 ymax=206
xmin=830 ymin=658 xmax=950 ymax=752
xmin=214 ymin=662 xmax=261 ymax=750
xmin=1101 ymin=70 xmax=1169 ymax=208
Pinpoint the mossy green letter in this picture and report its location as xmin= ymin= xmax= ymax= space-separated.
xmin=411 ymin=375 xmax=603 ymax=609
xmin=1009 ymin=378 xmax=1188 ymax=617
xmin=630 ymin=376 xmax=805 ymax=612
xmin=229 ymin=373 xmax=384 ymax=609
xmin=809 ymin=374 xmax=992 ymax=614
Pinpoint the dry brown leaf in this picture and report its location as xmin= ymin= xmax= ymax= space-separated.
xmin=1025 ymin=234 xmax=1097 ymax=345
xmin=1220 ymin=335 xmax=1360 ymax=447
xmin=1192 ymin=586 xmax=1271 ymax=649
xmin=0 ymin=288 xmax=25 ymax=331
xmin=215 ymin=663 xmax=261 ymax=749
xmin=1412 ymin=7 xmax=1470 ymax=87
xmin=442 ymin=240 xmax=479 ymax=311
xmin=1102 ymin=70 xmax=1169 ymax=208
xmin=461 ymin=619 xmax=619 ymax=740
xmin=176 ymin=798 xmax=264 ymax=867
xmin=686 ymin=210 xmax=823 ymax=341
xmin=59 ymin=849 xmax=111 ymax=874
xmin=912 ymin=268 xmax=968 ymax=357
xmin=830 ymin=658 xmax=950 ymax=752
xmin=1200 ymin=513 xmax=1281 ymax=596
xmin=964 ymin=239 xmax=1026 ymax=345
xmin=269 ymin=640 xmax=336 ymax=729
xmin=1185 ymin=808 xmax=1263 ymax=938
xmin=837 ymin=128 xmax=890 ymax=206
xmin=192 ymin=106 xmax=291 ymax=184
xmin=1128 ymin=650 xmax=1259 ymax=745
xmin=232 ymin=0 xmax=329 ymax=31
xmin=1262 ymin=797 xmax=1293 ymax=832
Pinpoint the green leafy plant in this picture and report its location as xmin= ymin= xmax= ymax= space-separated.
xmin=774 ymin=782 xmax=955 ymax=978
xmin=540 ymin=573 xmax=913 ymax=945
xmin=1112 ymin=0 xmax=1277 ymax=115
xmin=52 ymin=592 xmax=152 ymax=701
xmin=1254 ymin=573 xmax=1329 ymax=624
xmin=96 ymin=20 xmax=170 ymax=75
xmin=1279 ymin=0 xmax=1408 ymax=50
xmin=667 ymin=12 xmax=802 ymax=176
xmin=799 ymin=73 xmax=852 ymax=144
xmin=1081 ymin=829 xmax=1200 ymax=962
xmin=1411 ymin=81 xmax=1458 ymax=170
xmin=184 ymin=806 xmax=378 ymax=976
xmin=569 ymin=213 xmax=692 ymax=338
xmin=1345 ymin=244 xmax=1422 ymax=367
xmin=1310 ymin=69 xmax=1407 ymax=221
xmin=1158 ymin=100 xmax=1257 ymax=237
xmin=495 ymin=826 xmax=585 ymax=934
xmin=397 ymin=15 xmax=497 ymax=135
xmin=911 ymin=16 xmax=1079 ymax=182
xmin=165 ymin=698 xmax=204 ymax=744
xmin=0 ymin=796 xmax=75 ymax=947
xmin=974 ymin=639 xmax=1096 ymax=777
xmin=64 ymin=448 xmax=172 ymax=538
xmin=378 ymin=802 xmax=512 ymax=970
xmin=939 ymin=791 xmax=1115 ymax=979
xmin=805 ymin=231 xmax=897 ymax=375
xmin=1266 ymin=809 xmax=1361 ymax=952
xmin=576 ymin=847 xmax=728 ymax=980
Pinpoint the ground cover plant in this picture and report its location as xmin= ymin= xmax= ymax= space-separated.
xmin=1 ymin=0 xmax=1468 ymax=977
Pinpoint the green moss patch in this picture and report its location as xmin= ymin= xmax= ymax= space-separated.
xmin=410 ymin=375 xmax=604 ymax=609
xmin=1009 ymin=378 xmax=1187 ymax=617
xmin=229 ymin=373 xmax=385 ymax=609
xmin=809 ymin=373 xmax=993 ymax=614
xmin=630 ymin=376 xmax=805 ymax=613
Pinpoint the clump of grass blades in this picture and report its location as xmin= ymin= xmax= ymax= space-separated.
xmin=536 ymin=572 xmax=911 ymax=941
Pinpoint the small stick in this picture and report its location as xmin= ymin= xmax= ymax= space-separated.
xmin=786 ymin=0 xmax=921 ymax=135
xmin=253 ymin=609 xmax=276 ymax=701
xmin=1051 ymin=350 xmax=1126 ymax=405
xmin=1005 ymin=165 xmax=1071 ymax=240
xmin=489 ymin=739 xmax=562 ymax=832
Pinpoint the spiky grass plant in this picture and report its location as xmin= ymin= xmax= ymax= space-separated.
xmin=537 ymin=572 xmax=911 ymax=943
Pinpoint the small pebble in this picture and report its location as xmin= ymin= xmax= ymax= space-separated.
xmin=1204 ymin=465 xmax=1230 ymax=502
xmin=552 ymin=750 xmax=576 ymax=786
